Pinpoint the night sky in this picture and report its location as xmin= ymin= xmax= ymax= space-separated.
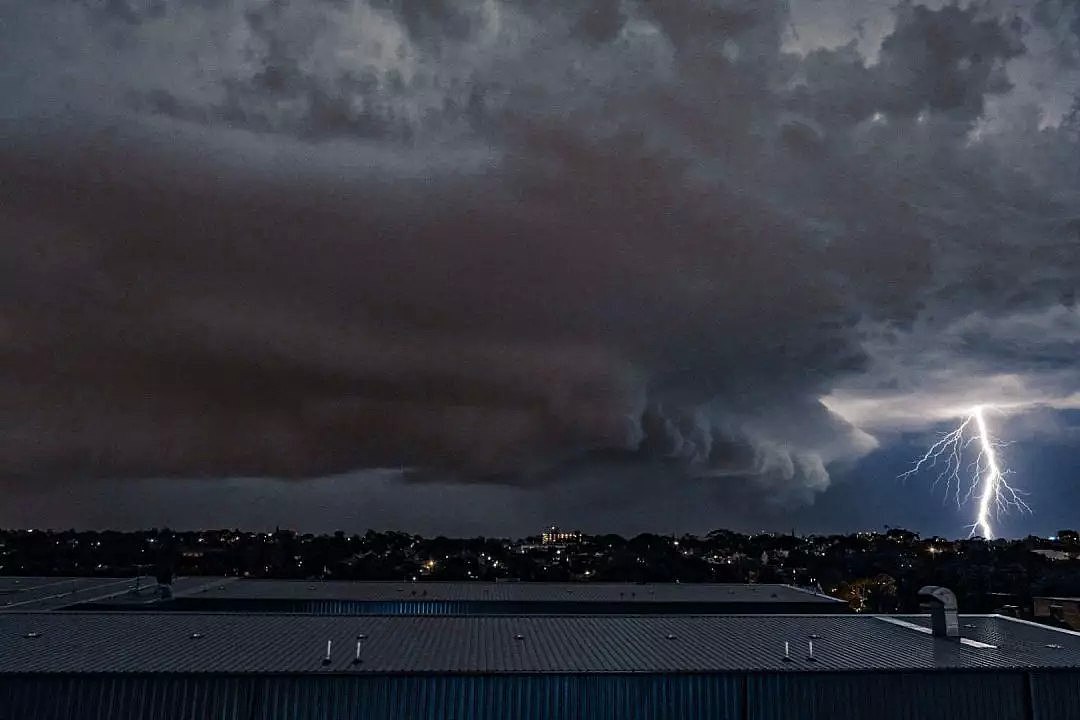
xmin=2 ymin=0 xmax=1078 ymax=538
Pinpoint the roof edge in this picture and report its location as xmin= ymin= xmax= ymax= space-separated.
xmin=993 ymin=614 xmax=1080 ymax=638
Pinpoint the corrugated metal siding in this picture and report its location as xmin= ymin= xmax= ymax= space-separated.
xmin=746 ymin=671 xmax=1030 ymax=720
xmin=147 ymin=598 xmax=842 ymax=616
xmin=175 ymin=580 xmax=838 ymax=605
xmin=1030 ymin=671 xmax=1080 ymax=720
xmin=253 ymin=674 xmax=745 ymax=720
xmin=3 ymin=672 xmax=1069 ymax=720
xmin=0 ymin=674 xmax=744 ymax=720
xmin=0 ymin=675 xmax=254 ymax=720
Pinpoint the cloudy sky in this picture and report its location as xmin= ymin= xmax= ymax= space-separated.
xmin=2 ymin=0 xmax=1078 ymax=538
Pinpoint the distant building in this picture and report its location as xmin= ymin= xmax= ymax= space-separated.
xmin=1034 ymin=596 xmax=1080 ymax=631
xmin=1057 ymin=529 xmax=1079 ymax=545
xmin=541 ymin=526 xmax=581 ymax=545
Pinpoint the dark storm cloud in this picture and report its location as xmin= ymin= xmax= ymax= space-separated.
xmin=1031 ymin=0 xmax=1080 ymax=67
xmin=791 ymin=2 xmax=1024 ymax=125
xmin=1 ymin=0 xmax=1078 ymax=512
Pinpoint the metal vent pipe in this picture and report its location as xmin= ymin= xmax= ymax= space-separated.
xmin=919 ymin=585 xmax=960 ymax=641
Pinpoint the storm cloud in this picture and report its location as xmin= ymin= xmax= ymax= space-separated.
xmin=1 ymin=0 xmax=1078 ymax=524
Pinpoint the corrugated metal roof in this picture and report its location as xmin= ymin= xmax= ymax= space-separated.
xmin=0 ymin=577 xmax=85 ymax=595
xmin=175 ymin=580 xmax=841 ymax=605
xmin=0 ymin=577 xmax=156 ymax=611
xmin=0 ymin=613 xmax=1078 ymax=675
xmin=900 ymin=614 xmax=1080 ymax=667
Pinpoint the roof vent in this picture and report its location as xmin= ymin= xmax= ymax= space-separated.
xmin=514 ymin=634 xmax=525 ymax=641
xmin=322 ymin=640 xmax=333 ymax=665
xmin=23 ymin=632 xmax=41 ymax=639
xmin=190 ymin=632 xmax=203 ymax=639
xmin=782 ymin=641 xmax=792 ymax=662
xmin=1046 ymin=644 xmax=1064 ymax=650
xmin=919 ymin=586 xmax=960 ymax=641
xmin=806 ymin=640 xmax=817 ymax=662
xmin=665 ymin=633 xmax=677 ymax=640
xmin=353 ymin=635 xmax=365 ymax=665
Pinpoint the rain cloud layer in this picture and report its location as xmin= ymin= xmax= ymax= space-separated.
xmin=1 ymin=0 xmax=1078 ymax=530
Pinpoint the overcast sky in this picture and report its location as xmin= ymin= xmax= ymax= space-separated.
xmin=1 ymin=0 xmax=1078 ymax=538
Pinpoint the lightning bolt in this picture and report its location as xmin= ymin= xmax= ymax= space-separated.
xmin=899 ymin=405 xmax=1029 ymax=539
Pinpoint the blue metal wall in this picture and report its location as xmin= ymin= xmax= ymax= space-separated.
xmin=81 ymin=598 xmax=848 ymax=615
xmin=0 ymin=671 xmax=1067 ymax=720
xmin=0 ymin=674 xmax=742 ymax=720
xmin=746 ymin=671 xmax=1030 ymax=720
xmin=1030 ymin=671 xmax=1080 ymax=720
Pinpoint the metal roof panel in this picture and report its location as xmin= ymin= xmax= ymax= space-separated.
xmin=0 ymin=614 xmax=1077 ymax=675
xmin=175 ymin=580 xmax=842 ymax=604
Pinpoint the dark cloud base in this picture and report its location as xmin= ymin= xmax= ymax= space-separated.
xmin=1 ymin=0 xmax=1078 ymax=530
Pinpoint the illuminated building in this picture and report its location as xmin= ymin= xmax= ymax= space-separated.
xmin=541 ymin=526 xmax=581 ymax=545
